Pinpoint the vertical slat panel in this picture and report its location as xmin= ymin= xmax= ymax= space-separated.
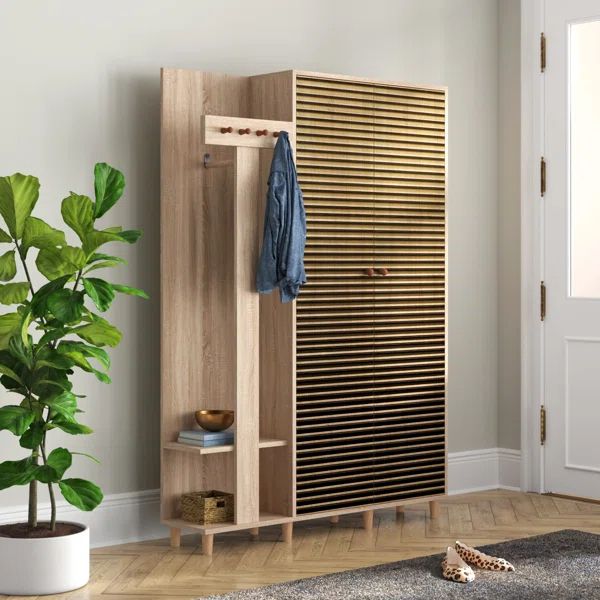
xmin=295 ymin=73 xmax=446 ymax=514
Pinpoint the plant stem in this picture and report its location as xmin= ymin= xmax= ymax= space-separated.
xmin=73 ymin=269 xmax=83 ymax=291
xmin=40 ymin=437 xmax=56 ymax=531
xmin=27 ymin=450 xmax=38 ymax=530
xmin=14 ymin=241 xmax=35 ymax=296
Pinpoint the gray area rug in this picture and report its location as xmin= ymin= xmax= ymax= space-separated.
xmin=202 ymin=529 xmax=600 ymax=599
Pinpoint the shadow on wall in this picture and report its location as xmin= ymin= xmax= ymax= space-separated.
xmin=110 ymin=71 xmax=162 ymax=490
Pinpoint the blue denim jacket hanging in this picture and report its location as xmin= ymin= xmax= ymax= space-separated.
xmin=256 ymin=131 xmax=307 ymax=303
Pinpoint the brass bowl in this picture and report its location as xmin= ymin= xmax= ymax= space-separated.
xmin=195 ymin=410 xmax=234 ymax=432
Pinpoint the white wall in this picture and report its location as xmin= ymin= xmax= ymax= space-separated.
xmin=498 ymin=0 xmax=522 ymax=450
xmin=0 ymin=0 xmax=504 ymax=513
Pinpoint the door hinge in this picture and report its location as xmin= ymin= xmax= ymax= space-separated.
xmin=540 ymin=33 xmax=546 ymax=72
xmin=541 ymin=156 xmax=546 ymax=196
xmin=540 ymin=405 xmax=547 ymax=445
xmin=540 ymin=281 xmax=546 ymax=321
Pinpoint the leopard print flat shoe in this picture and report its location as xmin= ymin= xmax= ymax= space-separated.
xmin=441 ymin=546 xmax=475 ymax=583
xmin=455 ymin=540 xmax=515 ymax=572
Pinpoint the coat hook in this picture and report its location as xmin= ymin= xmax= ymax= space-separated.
xmin=220 ymin=126 xmax=233 ymax=134
xmin=238 ymin=128 xmax=251 ymax=135
xmin=256 ymin=129 xmax=268 ymax=136
xmin=273 ymin=131 xmax=280 ymax=137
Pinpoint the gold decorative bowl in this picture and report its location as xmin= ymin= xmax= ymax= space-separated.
xmin=195 ymin=410 xmax=235 ymax=432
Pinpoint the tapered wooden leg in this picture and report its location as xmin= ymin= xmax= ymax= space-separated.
xmin=362 ymin=509 xmax=374 ymax=531
xmin=329 ymin=515 xmax=339 ymax=524
xmin=249 ymin=527 xmax=259 ymax=541
xmin=429 ymin=500 xmax=440 ymax=519
xmin=202 ymin=533 xmax=214 ymax=556
xmin=281 ymin=522 xmax=293 ymax=543
xmin=170 ymin=527 xmax=181 ymax=548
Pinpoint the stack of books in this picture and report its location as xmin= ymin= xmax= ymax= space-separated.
xmin=177 ymin=429 xmax=234 ymax=447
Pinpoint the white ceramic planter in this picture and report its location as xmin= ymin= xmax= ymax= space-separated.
xmin=0 ymin=522 xmax=89 ymax=595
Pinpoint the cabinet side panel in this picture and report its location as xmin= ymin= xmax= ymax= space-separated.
xmin=250 ymin=71 xmax=296 ymax=516
xmin=160 ymin=68 xmax=249 ymax=520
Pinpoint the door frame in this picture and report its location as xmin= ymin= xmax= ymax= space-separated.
xmin=520 ymin=0 xmax=545 ymax=493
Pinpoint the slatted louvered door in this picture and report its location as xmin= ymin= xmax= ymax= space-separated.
xmin=295 ymin=74 xmax=446 ymax=515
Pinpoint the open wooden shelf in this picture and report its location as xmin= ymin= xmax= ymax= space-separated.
xmin=163 ymin=511 xmax=292 ymax=535
xmin=163 ymin=438 xmax=288 ymax=456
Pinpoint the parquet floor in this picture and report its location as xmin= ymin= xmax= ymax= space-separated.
xmin=7 ymin=490 xmax=600 ymax=600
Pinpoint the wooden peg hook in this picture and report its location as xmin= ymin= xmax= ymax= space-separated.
xmin=256 ymin=129 xmax=268 ymax=136
xmin=273 ymin=131 xmax=280 ymax=137
xmin=220 ymin=126 xmax=233 ymax=134
xmin=238 ymin=128 xmax=251 ymax=135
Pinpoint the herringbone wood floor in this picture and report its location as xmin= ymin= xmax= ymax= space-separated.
xmin=6 ymin=490 xmax=600 ymax=600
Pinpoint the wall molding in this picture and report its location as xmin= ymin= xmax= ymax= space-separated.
xmin=448 ymin=447 xmax=522 ymax=494
xmin=0 ymin=489 xmax=165 ymax=548
xmin=0 ymin=448 xmax=521 ymax=547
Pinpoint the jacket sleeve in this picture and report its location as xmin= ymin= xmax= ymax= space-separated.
xmin=256 ymin=171 xmax=284 ymax=294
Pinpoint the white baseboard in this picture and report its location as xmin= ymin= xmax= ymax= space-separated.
xmin=0 ymin=489 xmax=165 ymax=548
xmin=448 ymin=447 xmax=522 ymax=494
xmin=0 ymin=447 xmax=521 ymax=547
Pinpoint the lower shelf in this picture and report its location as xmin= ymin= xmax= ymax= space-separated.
xmin=163 ymin=492 xmax=446 ymax=535
xmin=163 ymin=511 xmax=291 ymax=534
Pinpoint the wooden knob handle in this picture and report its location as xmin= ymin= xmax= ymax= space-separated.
xmin=220 ymin=126 xmax=233 ymax=134
xmin=256 ymin=129 xmax=268 ymax=136
xmin=273 ymin=131 xmax=280 ymax=137
xmin=238 ymin=128 xmax=251 ymax=135
xmin=364 ymin=268 xmax=375 ymax=277
xmin=377 ymin=267 xmax=389 ymax=276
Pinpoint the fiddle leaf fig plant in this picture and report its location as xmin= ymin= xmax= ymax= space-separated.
xmin=0 ymin=163 xmax=146 ymax=533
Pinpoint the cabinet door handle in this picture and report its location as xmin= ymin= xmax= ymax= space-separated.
xmin=364 ymin=267 xmax=375 ymax=277
xmin=377 ymin=267 xmax=389 ymax=276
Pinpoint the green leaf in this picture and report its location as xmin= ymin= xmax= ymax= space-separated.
xmin=74 ymin=317 xmax=122 ymax=347
xmin=0 ymin=457 xmax=38 ymax=489
xmin=59 ymin=478 xmax=103 ymax=511
xmin=50 ymin=416 xmax=92 ymax=435
xmin=35 ymin=465 xmax=58 ymax=484
xmin=43 ymin=391 xmax=77 ymax=420
xmin=8 ymin=335 xmax=32 ymax=369
xmin=61 ymin=193 xmax=94 ymax=242
xmin=82 ymin=277 xmax=114 ymax=311
xmin=46 ymin=447 xmax=72 ymax=479
xmin=37 ymin=327 xmax=68 ymax=348
xmin=58 ymin=340 xmax=110 ymax=370
xmin=0 ymin=250 xmax=17 ymax=281
xmin=71 ymin=451 xmax=100 ymax=464
xmin=30 ymin=276 xmax=70 ymax=317
xmin=83 ymin=254 xmax=126 ymax=274
xmin=47 ymin=289 xmax=84 ymax=323
xmin=20 ymin=422 xmax=44 ymax=449
xmin=0 ymin=173 xmax=40 ymax=239
xmin=22 ymin=216 xmax=66 ymax=255
xmin=0 ymin=363 xmax=23 ymax=385
xmin=0 ymin=228 xmax=12 ymax=243
xmin=0 ymin=282 xmax=29 ymax=305
xmin=36 ymin=246 xmax=86 ymax=280
xmin=81 ymin=230 xmax=120 ymax=255
xmin=0 ymin=406 xmax=34 ymax=435
xmin=0 ymin=313 xmax=21 ymax=349
xmin=112 ymin=283 xmax=149 ymax=299
xmin=116 ymin=229 xmax=142 ymax=244
xmin=94 ymin=163 xmax=125 ymax=219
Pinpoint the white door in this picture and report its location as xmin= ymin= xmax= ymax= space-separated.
xmin=544 ymin=0 xmax=600 ymax=499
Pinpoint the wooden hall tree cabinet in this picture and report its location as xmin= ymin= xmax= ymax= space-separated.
xmin=160 ymin=69 xmax=447 ymax=554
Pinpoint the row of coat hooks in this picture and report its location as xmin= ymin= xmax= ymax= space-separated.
xmin=220 ymin=126 xmax=281 ymax=137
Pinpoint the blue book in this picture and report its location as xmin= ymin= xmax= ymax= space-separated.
xmin=179 ymin=430 xmax=234 ymax=441
xmin=177 ymin=436 xmax=234 ymax=447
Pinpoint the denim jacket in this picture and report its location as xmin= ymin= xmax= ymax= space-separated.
xmin=256 ymin=131 xmax=307 ymax=303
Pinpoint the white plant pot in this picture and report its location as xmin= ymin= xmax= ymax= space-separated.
xmin=0 ymin=522 xmax=89 ymax=595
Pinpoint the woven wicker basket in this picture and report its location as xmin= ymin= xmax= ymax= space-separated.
xmin=180 ymin=490 xmax=234 ymax=524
